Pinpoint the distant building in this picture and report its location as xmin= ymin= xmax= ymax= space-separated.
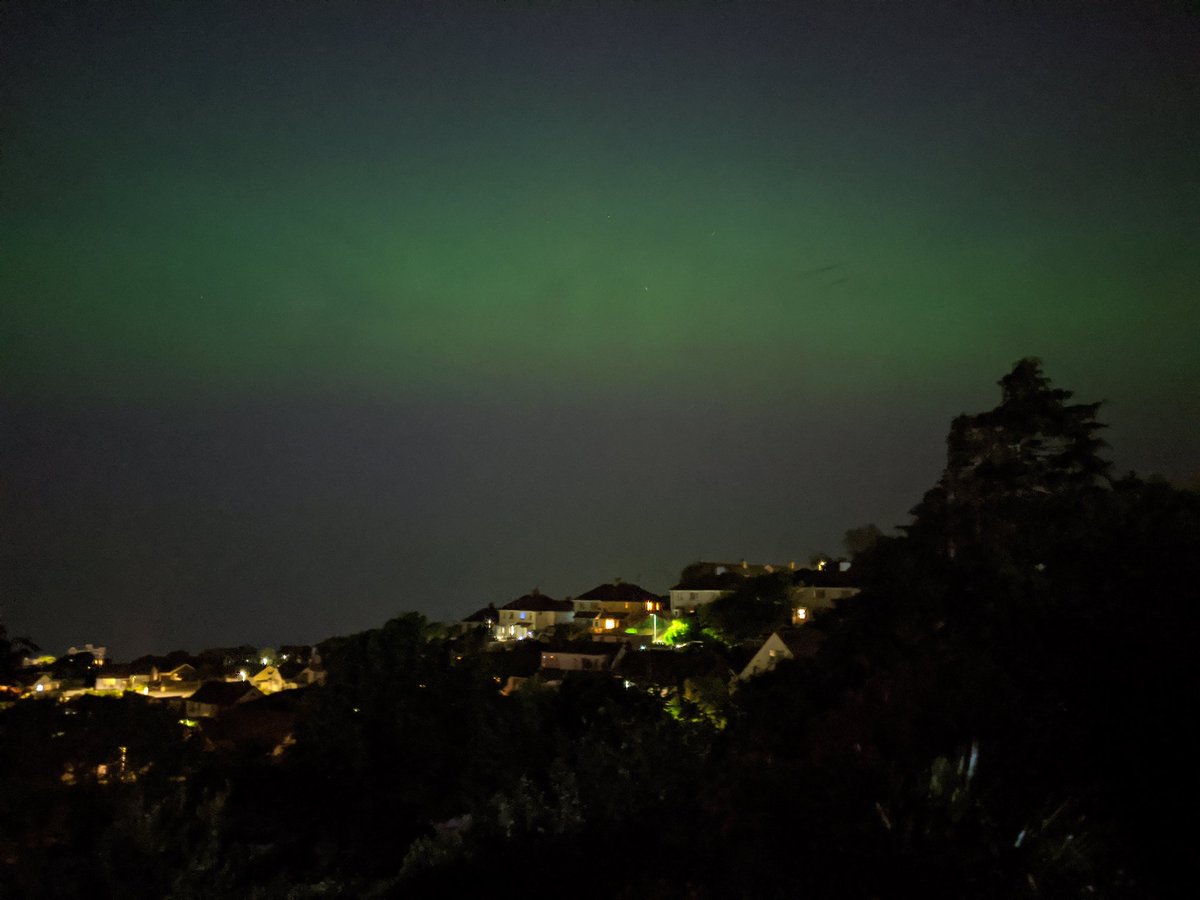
xmin=787 ymin=568 xmax=860 ymax=624
xmin=740 ymin=629 xmax=826 ymax=680
xmin=539 ymin=641 xmax=626 ymax=676
xmin=496 ymin=591 xmax=575 ymax=641
xmin=250 ymin=665 xmax=286 ymax=695
xmin=573 ymin=581 xmax=665 ymax=615
xmin=456 ymin=603 xmax=500 ymax=636
xmin=94 ymin=662 xmax=159 ymax=693
xmin=668 ymin=568 xmax=748 ymax=613
xmin=67 ymin=644 xmax=107 ymax=664
xmin=669 ymin=559 xmax=860 ymax=619
xmin=670 ymin=560 xmax=799 ymax=613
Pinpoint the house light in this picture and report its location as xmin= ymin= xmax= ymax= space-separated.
xmin=35 ymin=683 xmax=44 ymax=693
xmin=239 ymin=670 xmax=247 ymax=681
xmin=604 ymin=618 xmax=616 ymax=630
xmin=795 ymin=607 xmax=808 ymax=621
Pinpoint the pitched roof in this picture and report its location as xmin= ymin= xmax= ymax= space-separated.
xmin=575 ymin=582 xmax=659 ymax=603
xmin=501 ymin=592 xmax=574 ymax=612
xmin=188 ymin=680 xmax=262 ymax=707
xmin=671 ymin=570 xmax=746 ymax=591
xmin=462 ymin=603 xmax=500 ymax=623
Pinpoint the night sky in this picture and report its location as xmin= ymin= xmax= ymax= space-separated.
xmin=3 ymin=1 xmax=1197 ymax=658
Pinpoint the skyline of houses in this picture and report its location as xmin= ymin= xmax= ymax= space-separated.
xmin=3 ymin=559 xmax=860 ymax=728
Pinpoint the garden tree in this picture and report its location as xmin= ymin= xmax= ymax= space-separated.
xmin=0 ymin=694 xmax=204 ymax=899
xmin=907 ymin=356 xmax=1111 ymax=560
xmin=0 ymin=625 xmax=37 ymax=681
xmin=808 ymin=550 xmax=839 ymax=569
xmin=721 ymin=358 xmax=1200 ymax=898
xmin=51 ymin=650 xmax=100 ymax=681
xmin=843 ymin=523 xmax=883 ymax=559
xmin=238 ymin=612 xmax=510 ymax=881
xmin=697 ymin=572 xmax=791 ymax=642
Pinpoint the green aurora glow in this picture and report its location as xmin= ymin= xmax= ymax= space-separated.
xmin=4 ymin=2 xmax=1195 ymax=409
xmin=2 ymin=1 xmax=1198 ymax=655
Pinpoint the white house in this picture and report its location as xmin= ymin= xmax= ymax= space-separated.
xmin=495 ymin=591 xmax=575 ymax=641
xmin=787 ymin=584 xmax=860 ymax=625
xmin=740 ymin=629 xmax=826 ymax=681
xmin=669 ymin=561 xmax=795 ymax=613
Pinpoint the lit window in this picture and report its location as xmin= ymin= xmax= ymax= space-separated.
xmin=519 ymin=611 xmax=526 ymax=620
xmin=794 ymin=607 xmax=808 ymax=623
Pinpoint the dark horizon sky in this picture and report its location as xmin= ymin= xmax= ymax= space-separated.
xmin=3 ymin=1 xmax=1197 ymax=658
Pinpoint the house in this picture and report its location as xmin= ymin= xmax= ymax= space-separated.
xmin=249 ymin=665 xmax=286 ymax=695
xmin=161 ymin=662 xmax=199 ymax=682
xmin=67 ymin=643 xmax=107 ymax=664
xmin=94 ymin=663 xmax=159 ymax=693
xmin=668 ymin=569 xmax=745 ymax=613
xmin=456 ymin=603 xmax=501 ymax=636
xmin=495 ymin=591 xmax=575 ymax=641
xmin=27 ymin=673 xmax=61 ymax=696
xmin=185 ymin=680 xmax=263 ymax=718
xmin=572 ymin=609 xmax=630 ymax=637
xmin=739 ymin=629 xmax=826 ymax=680
xmin=669 ymin=560 xmax=801 ymax=612
xmin=539 ymin=641 xmax=626 ymax=677
xmin=787 ymin=570 xmax=860 ymax=624
xmin=573 ymin=581 xmax=666 ymax=617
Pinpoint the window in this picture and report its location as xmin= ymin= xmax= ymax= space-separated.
xmin=519 ymin=611 xmax=526 ymax=620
